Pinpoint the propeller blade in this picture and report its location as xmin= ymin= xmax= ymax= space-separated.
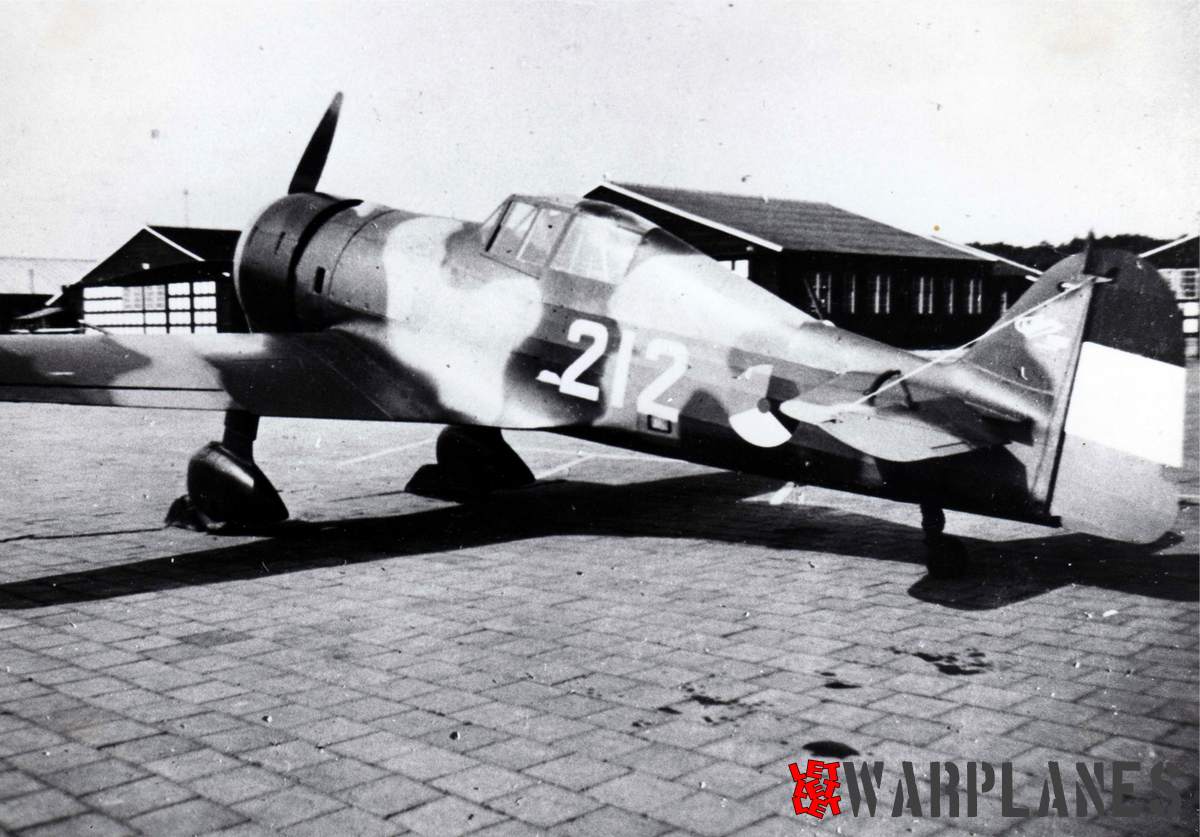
xmin=288 ymin=92 xmax=343 ymax=194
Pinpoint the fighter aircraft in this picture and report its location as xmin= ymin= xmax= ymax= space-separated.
xmin=0 ymin=95 xmax=1187 ymax=576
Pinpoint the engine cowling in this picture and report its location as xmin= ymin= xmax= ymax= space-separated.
xmin=233 ymin=193 xmax=412 ymax=332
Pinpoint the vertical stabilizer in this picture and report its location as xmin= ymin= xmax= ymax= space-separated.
xmin=1050 ymin=250 xmax=1185 ymax=542
xmin=961 ymin=249 xmax=1185 ymax=542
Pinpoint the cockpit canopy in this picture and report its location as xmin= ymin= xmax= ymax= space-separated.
xmin=480 ymin=195 xmax=661 ymax=284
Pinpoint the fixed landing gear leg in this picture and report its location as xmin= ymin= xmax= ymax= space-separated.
xmin=166 ymin=410 xmax=289 ymax=531
xmin=405 ymin=426 xmax=535 ymax=502
xmin=921 ymin=503 xmax=966 ymax=578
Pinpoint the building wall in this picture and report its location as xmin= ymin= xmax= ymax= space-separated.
xmin=717 ymin=251 xmax=1027 ymax=349
xmin=1158 ymin=267 xmax=1198 ymax=357
xmin=589 ymin=189 xmax=1025 ymax=349
xmin=1161 ymin=266 xmax=1198 ymax=301
xmin=1143 ymin=238 xmax=1198 ymax=358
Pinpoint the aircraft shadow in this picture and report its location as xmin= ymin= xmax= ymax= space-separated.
xmin=0 ymin=471 xmax=1193 ymax=612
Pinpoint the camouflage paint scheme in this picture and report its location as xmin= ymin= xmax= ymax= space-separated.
xmin=0 ymin=97 xmax=1185 ymax=546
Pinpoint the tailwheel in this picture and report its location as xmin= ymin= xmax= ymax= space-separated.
xmin=920 ymin=503 xmax=967 ymax=579
xmin=166 ymin=410 xmax=288 ymax=531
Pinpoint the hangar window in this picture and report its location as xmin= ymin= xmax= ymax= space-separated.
xmin=549 ymin=214 xmax=642 ymax=283
xmin=1176 ymin=268 xmax=1197 ymax=300
xmin=84 ymin=280 xmax=219 ymax=334
xmin=125 ymin=285 xmax=165 ymax=311
xmin=872 ymin=275 xmax=892 ymax=314
xmin=966 ymin=277 xmax=984 ymax=314
xmin=812 ymin=272 xmax=833 ymax=314
xmin=915 ymin=276 xmax=934 ymax=315
xmin=941 ymin=277 xmax=956 ymax=315
xmin=844 ymin=275 xmax=857 ymax=314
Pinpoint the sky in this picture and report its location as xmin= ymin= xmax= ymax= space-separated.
xmin=1 ymin=0 xmax=1197 ymax=259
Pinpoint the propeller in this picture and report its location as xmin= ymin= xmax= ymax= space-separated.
xmin=287 ymin=92 xmax=343 ymax=194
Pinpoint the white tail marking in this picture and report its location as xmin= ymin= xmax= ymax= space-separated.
xmin=1063 ymin=342 xmax=1186 ymax=468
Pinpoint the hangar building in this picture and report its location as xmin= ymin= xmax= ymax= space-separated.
xmin=70 ymin=226 xmax=243 ymax=334
xmin=587 ymin=182 xmax=1036 ymax=349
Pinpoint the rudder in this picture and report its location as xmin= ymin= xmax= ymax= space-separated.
xmin=960 ymin=248 xmax=1185 ymax=542
xmin=1051 ymin=248 xmax=1185 ymax=542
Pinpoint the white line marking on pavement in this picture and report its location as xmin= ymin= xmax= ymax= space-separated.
xmin=339 ymin=436 xmax=436 ymax=467
xmin=534 ymin=454 xmax=597 ymax=480
xmin=516 ymin=445 xmax=665 ymax=463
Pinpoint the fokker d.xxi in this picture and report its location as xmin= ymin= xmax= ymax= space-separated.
xmin=0 ymin=95 xmax=1187 ymax=576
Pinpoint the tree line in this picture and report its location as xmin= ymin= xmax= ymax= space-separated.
xmin=967 ymin=234 xmax=1175 ymax=272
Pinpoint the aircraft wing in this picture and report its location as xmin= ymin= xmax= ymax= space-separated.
xmin=781 ymin=370 xmax=1026 ymax=462
xmin=0 ymin=332 xmax=447 ymax=422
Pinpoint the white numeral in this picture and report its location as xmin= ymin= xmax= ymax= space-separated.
xmin=538 ymin=319 xmax=688 ymax=421
xmin=556 ymin=318 xmax=608 ymax=401
xmin=636 ymin=337 xmax=687 ymax=422
xmin=610 ymin=328 xmax=636 ymax=408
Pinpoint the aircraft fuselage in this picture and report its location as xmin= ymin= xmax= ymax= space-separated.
xmin=233 ymin=192 xmax=1046 ymax=524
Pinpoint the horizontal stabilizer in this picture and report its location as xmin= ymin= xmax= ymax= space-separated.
xmin=780 ymin=372 xmax=1018 ymax=462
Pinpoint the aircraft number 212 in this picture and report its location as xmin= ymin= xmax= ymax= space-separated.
xmin=536 ymin=318 xmax=687 ymax=422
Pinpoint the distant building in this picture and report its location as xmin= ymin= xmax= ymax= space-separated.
xmin=587 ymin=182 xmax=1037 ymax=349
xmin=0 ymin=256 xmax=93 ymax=332
xmin=70 ymin=226 xmax=244 ymax=334
xmin=1142 ymin=233 xmax=1198 ymax=357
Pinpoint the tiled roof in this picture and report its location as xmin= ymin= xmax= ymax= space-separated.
xmin=602 ymin=182 xmax=984 ymax=261
xmin=147 ymin=226 xmax=241 ymax=262
xmin=929 ymin=237 xmax=1041 ymax=278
